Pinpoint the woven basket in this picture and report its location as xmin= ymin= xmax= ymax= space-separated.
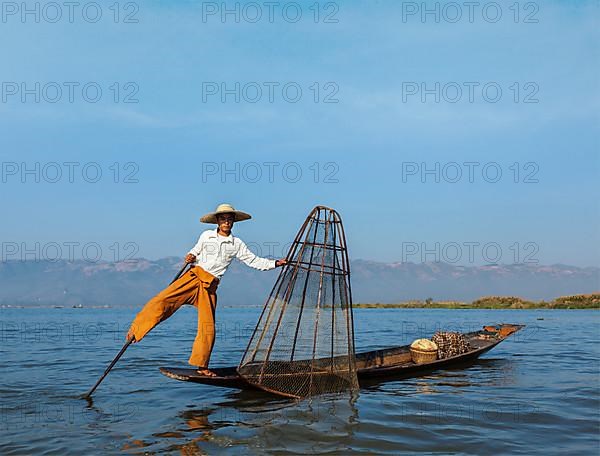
xmin=410 ymin=347 xmax=438 ymax=364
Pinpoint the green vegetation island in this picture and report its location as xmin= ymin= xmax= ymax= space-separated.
xmin=354 ymin=294 xmax=600 ymax=309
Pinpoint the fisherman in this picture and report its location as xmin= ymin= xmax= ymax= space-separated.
xmin=126 ymin=204 xmax=287 ymax=377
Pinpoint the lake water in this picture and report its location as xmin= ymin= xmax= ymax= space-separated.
xmin=1 ymin=307 xmax=599 ymax=455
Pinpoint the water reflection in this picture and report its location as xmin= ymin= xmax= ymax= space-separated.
xmin=144 ymin=391 xmax=360 ymax=455
xmin=361 ymin=357 xmax=518 ymax=398
xmin=89 ymin=355 xmax=519 ymax=453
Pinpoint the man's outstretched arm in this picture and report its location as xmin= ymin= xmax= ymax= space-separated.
xmin=236 ymin=239 xmax=287 ymax=270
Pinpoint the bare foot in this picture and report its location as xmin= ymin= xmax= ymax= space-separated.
xmin=196 ymin=367 xmax=217 ymax=377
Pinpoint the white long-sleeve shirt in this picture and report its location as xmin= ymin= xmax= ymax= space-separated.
xmin=187 ymin=229 xmax=276 ymax=279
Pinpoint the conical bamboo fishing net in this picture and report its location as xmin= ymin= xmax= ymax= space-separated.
xmin=238 ymin=206 xmax=358 ymax=399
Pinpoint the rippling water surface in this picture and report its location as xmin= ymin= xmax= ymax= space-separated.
xmin=1 ymin=307 xmax=599 ymax=455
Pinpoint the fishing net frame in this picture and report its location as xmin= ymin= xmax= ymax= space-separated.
xmin=237 ymin=206 xmax=359 ymax=399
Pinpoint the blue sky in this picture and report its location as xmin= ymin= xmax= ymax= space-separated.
xmin=0 ymin=0 xmax=598 ymax=266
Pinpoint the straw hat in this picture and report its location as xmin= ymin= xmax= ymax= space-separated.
xmin=200 ymin=203 xmax=252 ymax=224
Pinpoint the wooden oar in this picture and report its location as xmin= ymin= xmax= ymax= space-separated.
xmin=83 ymin=262 xmax=191 ymax=399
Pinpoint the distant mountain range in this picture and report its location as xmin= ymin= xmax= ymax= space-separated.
xmin=0 ymin=258 xmax=598 ymax=307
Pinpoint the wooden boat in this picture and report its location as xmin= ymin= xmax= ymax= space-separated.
xmin=160 ymin=323 xmax=524 ymax=392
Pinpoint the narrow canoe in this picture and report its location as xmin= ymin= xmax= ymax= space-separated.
xmin=160 ymin=323 xmax=524 ymax=392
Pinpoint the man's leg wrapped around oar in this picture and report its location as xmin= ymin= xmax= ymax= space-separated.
xmin=128 ymin=266 xmax=220 ymax=371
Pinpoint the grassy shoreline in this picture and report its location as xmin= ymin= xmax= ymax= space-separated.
xmin=354 ymin=294 xmax=600 ymax=309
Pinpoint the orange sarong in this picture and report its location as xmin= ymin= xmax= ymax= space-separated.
xmin=128 ymin=266 xmax=219 ymax=367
